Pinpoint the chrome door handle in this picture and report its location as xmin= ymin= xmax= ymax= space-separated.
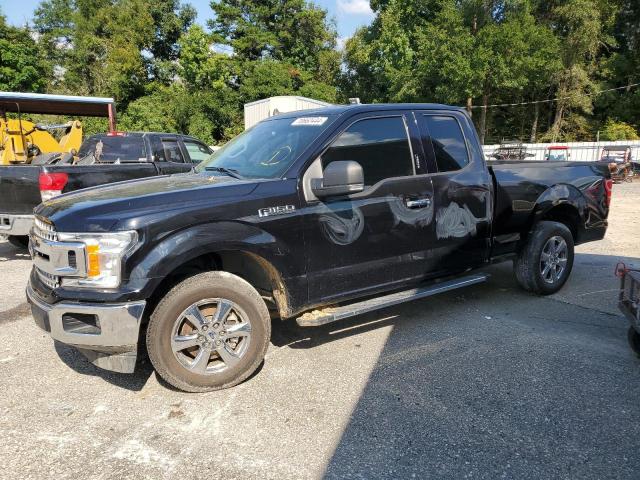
xmin=405 ymin=198 xmax=432 ymax=209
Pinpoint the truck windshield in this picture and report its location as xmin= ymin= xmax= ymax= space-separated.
xmin=196 ymin=116 xmax=333 ymax=179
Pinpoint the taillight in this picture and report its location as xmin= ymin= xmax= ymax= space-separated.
xmin=39 ymin=172 xmax=69 ymax=202
xmin=604 ymin=178 xmax=613 ymax=207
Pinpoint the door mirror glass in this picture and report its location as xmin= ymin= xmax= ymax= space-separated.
xmin=311 ymin=160 xmax=364 ymax=198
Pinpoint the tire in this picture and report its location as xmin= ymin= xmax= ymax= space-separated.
xmin=628 ymin=327 xmax=640 ymax=358
xmin=8 ymin=235 xmax=29 ymax=250
xmin=146 ymin=271 xmax=271 ymax=392
xmin=513 ymin=220 xmax=574 ymax=295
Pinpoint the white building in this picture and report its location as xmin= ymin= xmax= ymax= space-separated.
xmin=244 ymin=96 xmax=332 ymax=129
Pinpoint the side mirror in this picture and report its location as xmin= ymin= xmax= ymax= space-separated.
xmin=311 ymin=160 xmax=364 ymax=198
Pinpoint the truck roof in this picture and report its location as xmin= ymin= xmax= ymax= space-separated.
xmin=268 ymin=103 xmax=466 ymax=120
xmin=88 ymin=131 xmax=202 ymax=140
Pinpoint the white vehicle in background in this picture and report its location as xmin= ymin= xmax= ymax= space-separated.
xmin=244 ymin=96 xmax=331 ymax=129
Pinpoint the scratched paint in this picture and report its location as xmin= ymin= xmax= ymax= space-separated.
xmin=436 ymin=202 xmax=483 ymax=239
xmin=319 ymin=207 xmax=365 ymax=246
xmin=389 ymin=196 xmax=434 ymax=228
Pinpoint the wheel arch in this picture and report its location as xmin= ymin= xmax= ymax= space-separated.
xmin=130 ymin=222 xmax=300 ymax=320
xmin=527 ymin=184 xmax=586 ymax=243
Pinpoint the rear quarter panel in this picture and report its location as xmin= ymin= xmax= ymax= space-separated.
xmin=490 ymin=161 xmax=610 ymax=255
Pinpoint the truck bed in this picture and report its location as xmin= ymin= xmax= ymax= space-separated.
xmin=489 ymin=160 xmax=610 ymax=255
xmin=0 ymin=163 xmax=161 ymax=216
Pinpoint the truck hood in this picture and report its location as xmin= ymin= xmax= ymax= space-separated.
xmin=36 ymin=173 xmax=260 ymax=232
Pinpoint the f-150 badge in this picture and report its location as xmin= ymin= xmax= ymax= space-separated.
xmin=258 ymin=205 xmax=296 ymax=218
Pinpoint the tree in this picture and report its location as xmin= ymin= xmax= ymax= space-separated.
xmin=600 ymin=119 xmax=639 ymax=140
xmin=208 ymin=0 xmax=339 ymax=76
xmin=178 ymin=24 xmax=234 ymax=90
xmin=0 ymin=13 xmax=49 ymax=92
xmin=32 ymin=0 xmax=195 ymax=104
xmin=539 ymin=0 xmax=603 ymax=140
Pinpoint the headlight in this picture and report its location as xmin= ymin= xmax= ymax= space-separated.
xmin=57 ymin=231 xmax=138 ymax=288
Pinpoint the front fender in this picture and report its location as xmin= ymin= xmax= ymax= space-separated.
xmin=127 ymin=221 xmax=299 ymax=298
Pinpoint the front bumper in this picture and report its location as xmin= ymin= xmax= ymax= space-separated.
xmin=0 ymin=214 xmax=34 ymax=236
xmin=26 ymin=282 xmax=146 ymax=373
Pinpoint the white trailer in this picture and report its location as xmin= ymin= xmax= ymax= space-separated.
xmin=244 ymin=96 xmax=332 ymax=129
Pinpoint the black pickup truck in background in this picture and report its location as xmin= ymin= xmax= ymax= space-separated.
xmin=0 ymin=132 xmax=212 ymax=247
xmin=26 ymin=103 xmax=611 ymax=392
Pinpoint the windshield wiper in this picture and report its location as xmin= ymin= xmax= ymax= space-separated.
xmin=204 ymin=166 xmax=244 ymax=179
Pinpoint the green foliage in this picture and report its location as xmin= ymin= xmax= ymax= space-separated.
xmin=600 ymin=119 xmax=639 ymax=141
xmin=0 ymin=14 xmax=49 ymax=91
xmin=208 ymin=0 xmax=338 ymax=75
xmin=3 ymin=0 xmax=638 ymax=144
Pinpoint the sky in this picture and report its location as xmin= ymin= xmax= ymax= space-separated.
xmin=1 ymin=0 xmax=374 ymax=44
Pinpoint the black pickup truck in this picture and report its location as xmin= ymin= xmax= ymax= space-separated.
xmin=26 ymin=104 xmax=611 ymax=392
xmin=0 ymin=132 xmax=212 ymax=248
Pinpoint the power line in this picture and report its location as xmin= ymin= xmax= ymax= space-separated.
xmin=469 ymin=82 xmax=640 ymax=109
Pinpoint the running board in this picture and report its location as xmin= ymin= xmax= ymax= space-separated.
xmin=296 ymin=273 xmax=489 ymax=327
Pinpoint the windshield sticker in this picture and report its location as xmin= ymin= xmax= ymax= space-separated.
xmin=292 ymin=117 xmax=328 ymax=127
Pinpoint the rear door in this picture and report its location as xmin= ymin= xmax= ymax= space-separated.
xmin=416 ymin=111 xmax=492 ymax=272
xmin=152 ymin=136 xmax=195 ymax=174
xmin=301 ymin=111 xmax=438 ymax=304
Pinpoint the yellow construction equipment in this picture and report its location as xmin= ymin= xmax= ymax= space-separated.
xmin=0 ymin=92 xmax=116 ymax=165
xmin=0 ymin=118 xmax=83 ymax=164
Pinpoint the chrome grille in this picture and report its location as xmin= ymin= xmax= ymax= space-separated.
xmin=32 ymin=217 xmax=60 ymax=288
xmin=34 ymin=216 xmax=58 ymax=242
xmin=36 ymin=268 xmax=59 ymax=289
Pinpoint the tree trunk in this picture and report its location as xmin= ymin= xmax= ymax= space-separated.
xmin=551 ymin=102 xmax=564 ymax=142
xmin=479 ymin=93 xmax=488 ymax=145
xmin=530 ymin=102 xmax=539 ymax=143
xmin=466 ymin=97 xmax=473 ymax=116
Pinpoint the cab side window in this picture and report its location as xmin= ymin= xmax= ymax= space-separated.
xmin=423 ymin=115 xmax=469 ymax=172
xmin=183 ymin=141 xmax=212 ymax=165
xmin=322 ymin=116 xmax=414 ymax=187
xmin=161 ymin=139 xmax=185 ymax=163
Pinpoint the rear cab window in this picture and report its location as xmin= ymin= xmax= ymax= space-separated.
xmin=422 ymin=115 xmax=470 ymax=172
xmin=321 ymin=116 xmax=414 ymax=187
xmin=77 ymin=135 xmax=147 ymax=164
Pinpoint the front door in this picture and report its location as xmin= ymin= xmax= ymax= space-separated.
xmin=301 ymin=112 xmax=439 ymax=305
xmin=153 ymin=137 xmax=195 ymax=174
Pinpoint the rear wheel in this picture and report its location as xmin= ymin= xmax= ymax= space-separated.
xmin=513 ymin=221 xmax=574 ymax=295
xmin=7 ymin=235 xmax=29 ymax=250
xmin=146 ymin=271 xmax=271 ymax=392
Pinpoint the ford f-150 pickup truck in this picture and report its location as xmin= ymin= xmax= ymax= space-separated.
xmin=26 ymin=104 xmax=612 ymax=392
xmin=0 ymin=132 xmax=212 ymax=248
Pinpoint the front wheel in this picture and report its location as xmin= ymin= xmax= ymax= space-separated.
xmin=146 ymin=271 xmax=271 ymax=392
xmin=513 ymin=220 xmax=575 ymax=295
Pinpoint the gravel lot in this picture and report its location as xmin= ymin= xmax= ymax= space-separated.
xmin=0 ymin=183 xmax=638 ymax=480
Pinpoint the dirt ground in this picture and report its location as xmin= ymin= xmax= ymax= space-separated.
xmin=0 ymin=182 xmax=638 ymax=480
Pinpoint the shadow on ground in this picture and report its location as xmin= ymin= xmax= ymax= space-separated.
xmin=0 ymin=241 xmax=30 ymax=262
xmin=54 ymin=341 xmax=154 ymax=392
xmin=296 ymin=253 xmax=640 ymax=479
